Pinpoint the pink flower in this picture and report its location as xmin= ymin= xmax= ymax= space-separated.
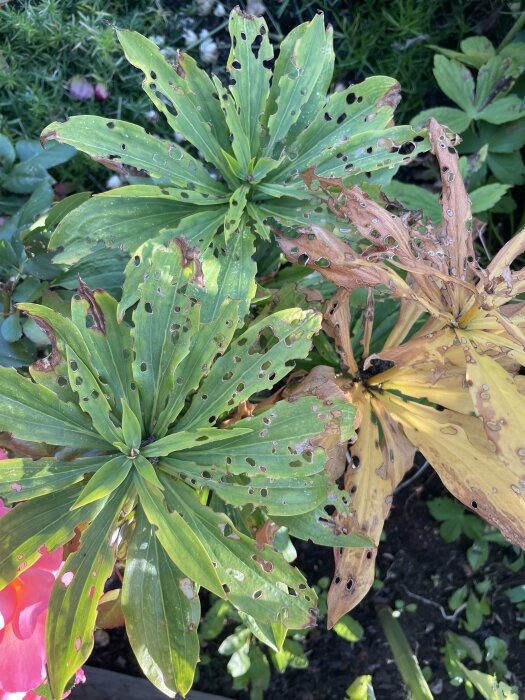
xmin=0 ymin=499 xmax=84 ymax=699
xmin=94 ymin=83 xmax=110 ymax=101
xmin=69 ymin=75 xmax=95 ymax=101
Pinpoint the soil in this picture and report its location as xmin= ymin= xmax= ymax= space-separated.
xmin=88 ymin=467 xmax=525 ymax=699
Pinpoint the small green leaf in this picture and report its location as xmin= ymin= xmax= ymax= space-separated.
xmin=121 ymin=398 xmax=142 ymax=449
xmin=71 ymin=455 xmax=132 ymax=509
xmin=333 ymin=614 xmax=364 ymax=642
xmin=433 ymin=55 xmax=475 ymax=115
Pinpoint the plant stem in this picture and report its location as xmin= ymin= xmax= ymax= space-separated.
xmin=498 ymin=10 xmax=525 ymax=51
xmin=377 ymin=606 xmax=434 ymax=700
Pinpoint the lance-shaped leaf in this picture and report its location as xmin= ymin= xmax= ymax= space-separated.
xmin=134 ymin=475 xmax=223 ymax=598
xmin=46 ymin=480 xmax=131 ymax=699
xmin=177 ymin=308 xmax=321 ymax=431
xmin=122 ymin=508 xmax=200 ymax=697
xmin=49 ymin=195 xmax=197 ymax=265
xmin=227 ymin=11 xmax=273 ymax=156
xmin=264 ymin=13 xmax=327 ymax=156
xmin=0 ymin=365 xmax=108 ymax=449
xmin=163 ymin=478 xmax=318 ymax=629
xmin=0 ymin=486 xmax=104 ymax=588
xmin=42 ymin=116 xmax=226 ymax=196
xmin=0 ymin=456 xmax=102 ymax=504
xmin=117 ymin=30 xmax=233 ymax=178
xmin=130 ymin=240 xmax=200 ymax=431
xmin=71 ymin=285 xmax=142 ymax=421
xmin=142 ymin=426 xmax=253 ymax=458
xmin=71 ymin=455 xmax=133 ymax=509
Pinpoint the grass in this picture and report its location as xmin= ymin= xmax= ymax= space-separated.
xmin=0 ymin=0 xmax=517 ymax=189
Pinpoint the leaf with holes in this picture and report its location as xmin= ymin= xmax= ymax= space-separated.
xmin=42 ymin=8 xmax=427 ymax=268
xmin=279 ymin=120 xmax=525 ymax=628
xmin=0 ymin=240 xmax=362 ymax=696
xmin=122 ymin=507 xmax=200 ymax=696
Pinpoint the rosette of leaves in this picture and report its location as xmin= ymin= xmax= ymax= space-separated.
xmin=279 ymin=119 xmax=525 ymax=626
xmin=0 ymin=136 xmax=75 ymax=366
xmin=0 ymin=238 xmax=366 ymax=699
xmin=41 ymin=7 xmax=428 ymax=267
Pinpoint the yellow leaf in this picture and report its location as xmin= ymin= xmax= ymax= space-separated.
xmin=381 ymin=392 xmax=525 ymax=549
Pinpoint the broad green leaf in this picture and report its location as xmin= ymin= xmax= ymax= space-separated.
xmin=478 ymin=95 xmax=525 ymax=125
xmin=274 ymin=76 xmax=402 ymax=183
xmin=265 ymin=14 xmax=327 ymax=156
xmin=72 ymin=455 xmax=132 ymax=509
xmin=0 ymin=486 xmax=104 ymax=587
xmin=487 ymin=151 xmax=525 ymax=185
xmin=469 ymin=183 xmax=510 ymax=213
xmin=49 ymin=195 xmax=196 ymax=265
xmin=0 ymin=456 xmax=102 ymax=504
xmin=154 ymin=300 xmax=241 ymax=435
xmin=71 ymin=288 xmax=141 ymax=421
xmin=46 ymin=481 xmax=131 ymax=699
xmin=134 ymin=475 xmax=223 ymax=597
xmin=475 ymin=56 xmax=513 ymax=109
xmin=164 ymin=478 xmax=318 ymax=629
xmin=101 ymin=183 xmax=227 ymax=207
xmin=116 ymin=30 xmax=234 ymax=180
xmin=178 ymin=308 xmax=321 ymax=431
xmin=480 ymin=119 xmax=525 ymax=153
xmin=122 ymin=508 xmax=200 ymax=696
xmin=383 ymin=181 xmax=442 ymax=222
xmin=130 ymin=241 xmax=200 ymax=431
xmin=117 ymin=207 xmax=225 ymax=319
xmin=189 ymin=233 xmax=257 ymax=324
xmin=433 ymin=55 xmax=475 ymax=114
xmin=411 ymin=106 xmax=472 ymax=133
xmin=227 ymin=9 xmax=273 ymax=156
xmin=0 ymin=366 xmax=107 ymax=449
xmin=142 ymin=426 xmax=253 ymax=458
xmin=42 ymin=116 xmax=225 ymax=196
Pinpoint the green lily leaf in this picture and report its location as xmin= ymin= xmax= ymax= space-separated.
xmin=46 ymin=480 xmax=132 ymax=699
xmin=41 ymin=8 xmax=425 ymax=265
xmin=122 ymin=508 xmax=200 ymax=696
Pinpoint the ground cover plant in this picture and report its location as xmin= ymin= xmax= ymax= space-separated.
xmin=0 ymin=3 xmax=524 ymax=700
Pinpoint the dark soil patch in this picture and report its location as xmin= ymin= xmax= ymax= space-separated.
xmin=88 ymin=468 xmax=525 ymax=698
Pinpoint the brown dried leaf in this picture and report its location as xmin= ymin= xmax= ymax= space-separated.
xmin=322 ymin=289 xmax=357 ymax=374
